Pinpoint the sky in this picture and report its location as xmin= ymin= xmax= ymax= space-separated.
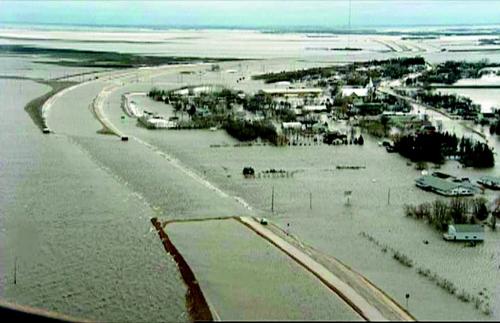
xmin=0 ymin=1 xmax=500 ymax=30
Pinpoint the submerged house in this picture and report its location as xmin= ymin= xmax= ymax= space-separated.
xmin=415 ymin=175 xmax=479 ymax=197
xmin=443 ymin=224 xmax=485 ymax=242
xmin=282 ymin=122 xmax=304 ymax=131
xmin=477 ymin=176 xmax=500 ymax=190
xmin=139 ymin=111 xmax=177 ymax=129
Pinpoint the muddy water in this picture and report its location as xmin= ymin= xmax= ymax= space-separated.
xmin=105 ymin=79 xmax=500 ymax=321
xmin=2 ymin=50 xmax=500 ymax=321
xmin=125 ymin=128 xmax=500 ymax=321
xmin=0 ymin=79 xmax=188 ymax=321
xmin=167 ymin=219 xmax=362 ymax=321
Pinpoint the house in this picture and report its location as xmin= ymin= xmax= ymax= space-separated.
xmin=477 ymin=176 xmax=500 ymax=190
xmin=195 ymin=107 xmax=212 ymax=118
xmin=443 ymin=224 xmax=484 ymax=242
xmin=415 ymin=175 xmax=479 ymax=196
xmin=311 ymin=122 xmax=328 ymax=133
xmin=282 ymin=122 xmax=304 ymax=131
xmin=139 ymin=112 xmax=177 ymax=129
xmin=302 ymin=105 xmax=327 ymax=113
xmin=341 ymin=78 xmax=375 ymax=99
xmin=342 ymin=87 xmax=369 ymax=98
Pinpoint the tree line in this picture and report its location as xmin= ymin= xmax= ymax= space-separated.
xmin=418 ymin=60 xmax=500 ymax=85
xmin=417 ymin=91 xmax=480 ymax=118
xmin=394 ymin=131 xmax=494 ymax=168
xmin=404 ymin=197 xmax=493 ymax=232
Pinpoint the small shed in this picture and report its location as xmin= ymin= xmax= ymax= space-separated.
xmin=443 ymin=224 xmax=484 ymax=242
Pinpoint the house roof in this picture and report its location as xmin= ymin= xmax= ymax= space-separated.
xmin=450 ymin=224 xmax=484 ymax=233
xmin=420 ymin=176 xmax=481 ymax=193
xmin=342 ymin=87 xmax=368 ymax=98
xmin=302 ymin=105 xmax=327 ymax=112
xmin=416 ymin=175 xmax=458 ymax=192
xmin=282 ymin=122 xmax=303 ymax=129
xmin=479 ymin=175 xmax=500 ymax=185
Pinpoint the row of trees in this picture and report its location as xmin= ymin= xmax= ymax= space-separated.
xmin=418 ymin=60 xmax=500 ymax=85
xmin=404 ymin=197 xmax=492 ymax=232
xmin=368 ymin=56 xmax=426 ymax=80
xmin=489 ymin=119 xmax=500 ymax=135
xmin=417 ymin=91 xmax=480 ymax=118
xmin=459 ymin=137 xmax=495 ymax=168
xmin=251 ymin=66 xmax=336 ymax=84
xmin=251 ymin=56 xmax=426 ymax=84
xmin=224 ymin=119 xmax=281 ymax=145
xmin=394 ymin=132 xmax=495 ymax=168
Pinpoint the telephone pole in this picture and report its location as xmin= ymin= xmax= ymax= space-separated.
xmin=14 ymin=257 xmax=17 ymax=285
xmin=271 ymin=186 xmax=275 ymax=213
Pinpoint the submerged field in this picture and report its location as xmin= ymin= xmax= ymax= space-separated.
xmin=167 ymin=219 xmax=361 ymax=321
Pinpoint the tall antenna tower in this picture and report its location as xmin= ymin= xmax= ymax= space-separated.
xmin=348 ymin=0 xmax=352 ymax=49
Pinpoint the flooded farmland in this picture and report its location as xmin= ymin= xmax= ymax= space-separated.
xmin=0 ymin=26 xmax=500 ymax=321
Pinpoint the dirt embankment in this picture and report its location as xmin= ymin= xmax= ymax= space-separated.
xmin=24 ymin=80 xmax=77 ymax=131
xmin=150 ymin=218 xmax=213 ymax=322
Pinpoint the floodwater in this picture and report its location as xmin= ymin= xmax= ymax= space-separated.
xmin=2 ymin=28 xmax=500 ymax=63
xmin=0 ymin=29 xmax=499 ymax=321
xmin=436 ymin=75 xmax=500 ymax=114
xmin=168 ymin=219 xmax=361 ymax=320
xmin=105 ymin=64 xmax=500 ymax=320
xmin=0 ymin=78 xmax=188 ymax=321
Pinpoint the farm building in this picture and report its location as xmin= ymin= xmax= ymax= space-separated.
xmin=477 ymin=176 xmax=500 ymax=190
xmin=415 ymin=175 xmax=479 ymax=197
xmin=443 ymin=224 xmax=485 ymax=242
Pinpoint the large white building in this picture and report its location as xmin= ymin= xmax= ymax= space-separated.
xmin=443 ymin=224 xmax=485 ymax=242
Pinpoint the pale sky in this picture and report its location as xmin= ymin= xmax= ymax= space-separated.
xmin=0 ymin=1 xmax=499 ymax=29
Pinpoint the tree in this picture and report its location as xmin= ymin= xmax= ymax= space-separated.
xmin=187 ymin=104 xmax=196 ymax=117
xmin=380 ymin=115 xmax=390 ymax=132
xmin=358 ymin=135 xmax=364 ymax=145
xmin=449 ymin=198 xmax=469 ymax=224
xmin=431 ymin=200 xmax=452 ymax=231
xmin=472 ymin=198 xmax=489 ymax=221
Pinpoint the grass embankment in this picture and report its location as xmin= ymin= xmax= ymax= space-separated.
xmin=24 ymin=80 xmax=77 ymax=131
xmin=150 ymin=218 xmax=213 ymax=321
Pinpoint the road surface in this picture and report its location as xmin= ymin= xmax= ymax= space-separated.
xmin=238 ymin=216 xmax=415 ymax=321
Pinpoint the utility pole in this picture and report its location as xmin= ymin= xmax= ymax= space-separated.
xmin=271 ymin=186 xmax=275 ymax=213
xmin=309 ymin=192 xmax=313 ymax=210
xmin=387 ymin=188 xmax=391 ymax=205
xmin=13 ymin=257 xmax=17 ymax=285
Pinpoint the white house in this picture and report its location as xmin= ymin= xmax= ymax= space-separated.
xmin=282 ymin=122 xmax=304 ymax=131
xmin=302 ymin=105 xmax=327 ymax=113
xmin=341 ymin=78 xmax=375 ymax=98
xmin=443 ymin=224 xmax=485 ymax=242
xmin=341 ymin=87 xmax=369 ymax=98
